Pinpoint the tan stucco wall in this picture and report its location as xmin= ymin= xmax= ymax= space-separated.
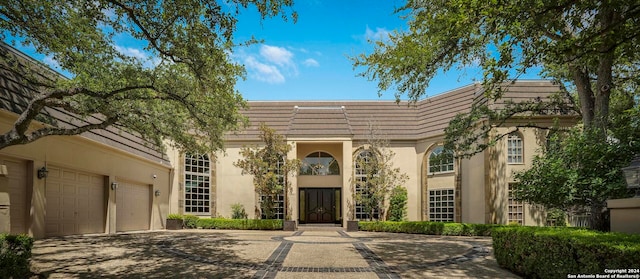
xmin=461 ymin=152 xmax=486 ymax=224
xmin=0 ymin=111 xmax=171 ymax=238
xmin=215 ymin=143 xmax=258 ymax=218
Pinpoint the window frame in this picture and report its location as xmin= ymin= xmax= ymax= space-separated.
xmin=428 ymin=188 xmax=455 ymax=222
xmin=300 ymin=151 xmax=340 ymax=175
xmin=354 ymin=149 xmax=379 ymax=220
xmin=184 ymin=153 xmax=211 ymax=215
xmin=508 ymin=183 xmax=525 ymax=225
xmin=428 ymin=146 xmax=454 ymax=174
xmin=507 ymin=133 xmax=524 ymax=164
xmin=260 ymin=157 xmax=285 ymax=220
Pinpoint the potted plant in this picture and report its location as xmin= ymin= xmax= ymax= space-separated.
xmin=166 ymin=214 xmax=184 ymax=230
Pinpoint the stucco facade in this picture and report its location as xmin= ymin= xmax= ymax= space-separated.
xmin=0 ymin=44 xmax=576 ymax=238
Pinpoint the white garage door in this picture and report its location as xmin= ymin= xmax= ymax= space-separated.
xmin=45 ymin=166 xmax=105 ymax=237
xmin=116 ymin=181 xmax=150 ymax=232
xmin=0 ymin=156 xmax=28 ymax=234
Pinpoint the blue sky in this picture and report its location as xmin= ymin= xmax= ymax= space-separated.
xmin=7 ymin=0 xmax=542 ymax=101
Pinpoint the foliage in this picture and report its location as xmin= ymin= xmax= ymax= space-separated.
xmin=513 ymin=127 xmax=637 ymax=230
xmin=352 ymin=122 xmax=409 ymax=221
xmin=545 ymin=208 xmax=566 ymax=227
xmin=387 ymin=186 xmax=407 ymax=221
xmin=0 ymin=233 xmax=33 ymax=279
xmin=234 ymin=123 xmax=300 ymax=220
xmin=196 ymin=218 xmax=282 ymax=230
xmin=493 ymin=226 xmax=640 ymax=278
xmin=359 ymin=221 xmax=499 ymax=237
xmin=167 ymin=214 xmax=184 ymax=220
xmin=231 ymin=203 xmax=248 ymax=219
xmin=182 ymin=214 xmax=200 ymax=229
xmin=0 ymin=0 xmax=296 ymax=152
xmin=354 ymin=0 xmax=639 ymax=130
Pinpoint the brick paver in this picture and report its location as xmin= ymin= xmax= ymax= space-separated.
xmin=29 ymin=228 xmax=519 ymax=278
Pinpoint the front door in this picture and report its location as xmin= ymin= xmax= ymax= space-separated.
xmin=304 ymin=188 xmax=335 ymax=223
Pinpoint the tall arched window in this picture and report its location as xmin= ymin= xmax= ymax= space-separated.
xmin=429 ymin=146 xmax=454 ymax=174
xmin=300 ymin=151 xmax=340 ymax=175
xmin=354 ymin=150 xmax=379 ymax=220
xmin=184 ymin=153 xmax=211 ymax=214
xmin=261 ymin=156 xmax=285 ymax=219
xmin=507 ymin=133 xmax=524 ymax=164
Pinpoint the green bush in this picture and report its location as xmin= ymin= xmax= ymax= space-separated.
xmin=358 ymin=221 xmax=499 ymax=236
xmin=167 ymin=213 xmax=183 ymax=220
xmin=182 ymin=214 xmax=200 ymax=228
xmin=493 ymin=226 xmax=640 ymax=278
xmin=231 ymin=203 xmax=248 ymax=219
xmin=0 ymin=233 xmax=34 ymax=279
xmin=388 ymin=186 xmax=408 ymax=221
xmin=196 ymin=218 xmax=283 ymax=230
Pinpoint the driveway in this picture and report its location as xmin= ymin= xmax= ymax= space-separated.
xmin=30 ymin=229 xmax=519 ymax=278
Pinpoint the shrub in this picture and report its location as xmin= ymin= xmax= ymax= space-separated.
xmin=388 ymin=186 xmax=407 ymax=221
xmin=231 ymin=203 xmax=248 ymax=219
xmin=196 ymin=218 xmax=283 ymax=230
xmin=167 ymin=213 xmax=183 ymax=220
xmin=492 ymin=226 xmax=640 ymax=278
xmin=358 ymin=221 xmax=499 ymax=236
xmin=182 ymin=214 xmax=200 ymax=228
xmin=0 ymin=233 xmax=34 ymax=279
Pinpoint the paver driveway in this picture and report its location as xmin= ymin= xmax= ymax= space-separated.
xmin=30 ymin=228 xmax=519 ymax=278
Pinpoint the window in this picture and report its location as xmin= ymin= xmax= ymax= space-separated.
xmin=507 ymin=133 xmax=523 ymax=164
xmin=429 ymin=189 xmax=454 ymax=222
xmin=354 ymin=150 xmax=379 ymax=220
xmin=300 ymin=151 xmax=340 ymax=175
xmin=429 ymin=146 xmax=454 ymax=174
xmin=184 ymin=153 xmax=211 ymax=214
xmin=261 ymin=158 xmax=285 ymax=219
xmin=508 ymin=184 xmax=524 ymax=225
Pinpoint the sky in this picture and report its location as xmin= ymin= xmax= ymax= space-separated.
xmin=7 ymin=0 xmax=542 ymax=101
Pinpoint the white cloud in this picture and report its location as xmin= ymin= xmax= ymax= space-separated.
xmin=115 ymin=45 xmax=148 ymax=60
xmin=244 ymin=56 xmax=285 ymax=84
xmin=260 ymin=45 xmax=295 ymax=67
xmin=364 ymin=26 xmax=391 ymax=42
xmin=303 ymin=58 xmax=319 ymax=67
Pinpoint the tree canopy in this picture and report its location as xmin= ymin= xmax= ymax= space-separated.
xmin=234 ymin=123 xmax=300 ymax=219
xmin=0 ymin=0 xmax=296 ymax=153
xmin=354 ymin=0 xmax=639 ymax=131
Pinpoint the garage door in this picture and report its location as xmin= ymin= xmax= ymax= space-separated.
xmin=116 ymin=181 xmax=150 ymax=232
xmin=0 ymin=156 xmax=28 ymax=234
xmin=45 ymin=166 xmax=105 ymax=236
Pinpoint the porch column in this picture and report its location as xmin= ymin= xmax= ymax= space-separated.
xmin=342 ymin=140 xmax=352 ymax=227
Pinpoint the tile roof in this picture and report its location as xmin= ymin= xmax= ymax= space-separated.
xmin=228 ymin=80 xmax=564 ymax=141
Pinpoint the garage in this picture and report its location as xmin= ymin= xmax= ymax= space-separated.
xmin=45 ymin=166 xmax=105 ymax=237
xmin=116 ymin=181 xmax=151 ymax=232
xmin=0 ymin=156 xmax=28 ymax=234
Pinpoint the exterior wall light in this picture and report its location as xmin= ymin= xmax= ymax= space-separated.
xmin=154 ymin=190 xmax=161 ymax=197
xmin=37 ymin=166 xmax=48 ymax=179
xmin=622 ymin=155 xmax=640 ymax=198
xmin=111 ymin=182 xmax=118 ymax=190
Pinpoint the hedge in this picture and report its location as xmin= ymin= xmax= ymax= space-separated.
xmin=196 ymin=218 xmax=283 ymax=230
xmin=0 ymin=233 xmax=34 ymax=279
xmin=359 ymin=221 xmax=500 ymax=236
xmin=492 ymin=226 xmax=640 ymax=278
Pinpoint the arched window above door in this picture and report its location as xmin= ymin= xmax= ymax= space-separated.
xmin=300 ymin=151 xmax=340 ymax=175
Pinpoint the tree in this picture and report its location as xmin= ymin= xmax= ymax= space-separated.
xmin=354 ymin=0 xmax=640 ymax=229
xmin=353 ymin=0 xmax=639 ymax=144
xmin=0 ymin=0 xmax=296 ymax=153
xmin=388 ymin=185 xmax=408 ymax=222
xmin=352 ymin=122 xmax=408 ymax=221
xmin=234 ymin=123 xmax=300 ymax=219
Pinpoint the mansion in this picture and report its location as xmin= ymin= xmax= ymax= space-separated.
xmin=0 ymin=43 xmax=574 ymax=238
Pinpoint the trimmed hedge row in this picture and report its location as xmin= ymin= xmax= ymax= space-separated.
xmin=0 ymin=233 xmax=34 ymax=279
xmin=196 ymin=218 xmax=283 ymax=230
xmin=359 ymin=221 xmax=500 ymax=236
xmin=493 ymin=226 xmax=640 ymax=278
